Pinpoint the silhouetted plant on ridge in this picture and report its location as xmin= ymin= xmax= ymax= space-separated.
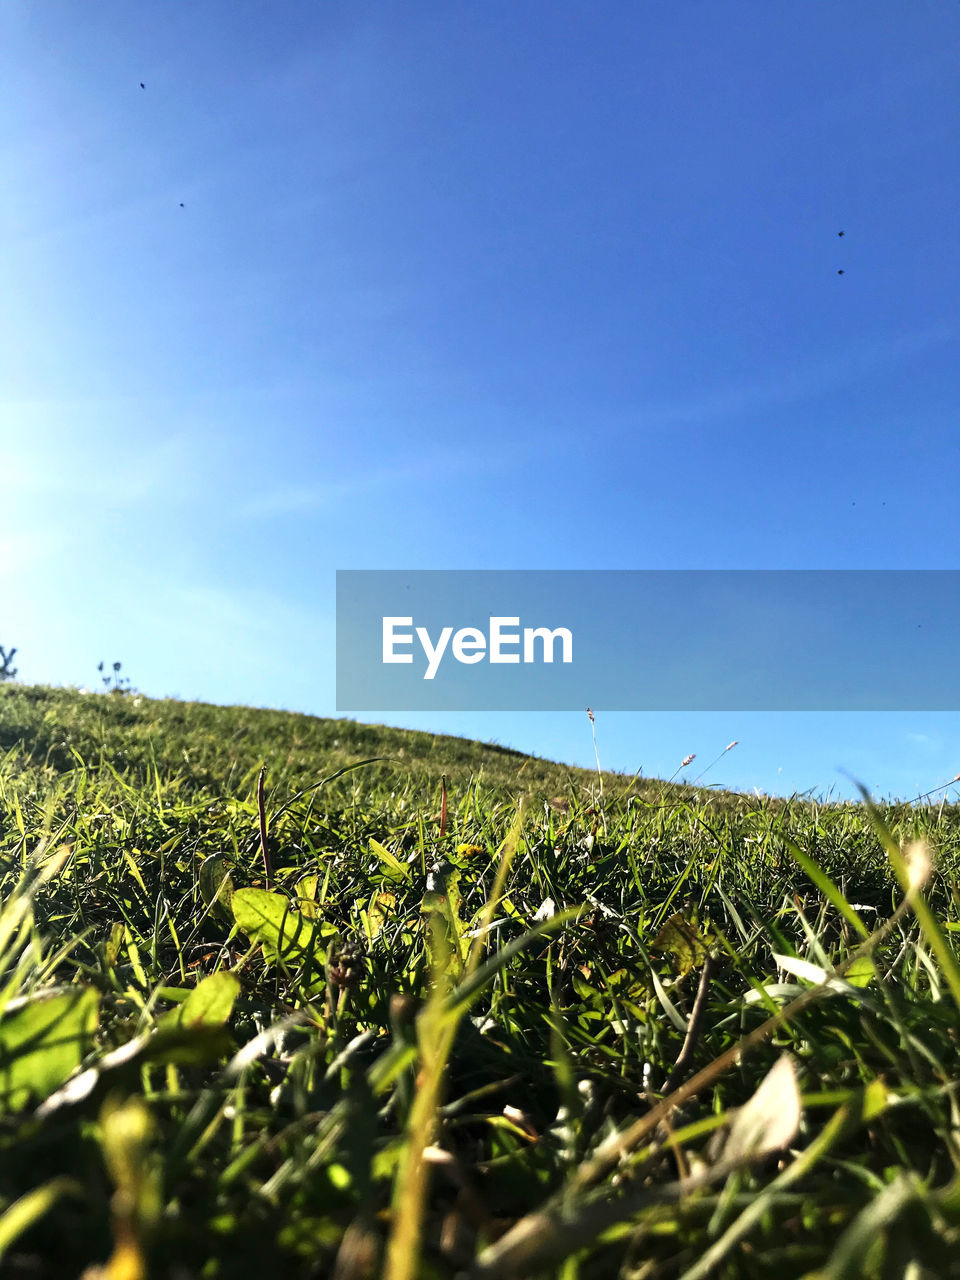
xmin=0 ymin=645 xmax=17 ymax=682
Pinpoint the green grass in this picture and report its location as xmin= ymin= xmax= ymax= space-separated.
xmin=1 ymin=683 xmax=960 ymax=1278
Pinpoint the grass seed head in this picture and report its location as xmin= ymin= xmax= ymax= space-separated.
xmin=903 ymin=839 xmax=933 ymax=894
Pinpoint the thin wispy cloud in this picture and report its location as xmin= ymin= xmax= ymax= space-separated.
xmin=242 ymin=448 xmax=513 ymax=518
xmin=2 ymin=429 xmax=202 ymax=510
xmin=629 ymin=324 xmax=956 ymax=434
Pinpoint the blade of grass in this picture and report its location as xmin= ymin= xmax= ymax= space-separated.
xmin=857 ymin=782 xmax=960 ymax=1012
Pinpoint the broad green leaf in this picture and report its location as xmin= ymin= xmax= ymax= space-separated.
xmin=861 ymin=1077 xmax=894 ymax=1123
xmin=36 ymin=1021 xmax=235 ymax=1113
xmin=295 ymin=873 xmax=320 ymax=918
xmin=652 ymin=909 xmax=713 ymax=975
xmin=104 ymin=922 xmax=124 ymax=969
xmin=0 ymin=987 xmax=100 ymax=1111
xmin=844 ymin=955 xmax=876 ymax=988
xmin=363 ymin=891 xmax=396 ymax=941
xmin=146 ymin=1025 xmax=236 ymax=1067
xmin=369 ymin=838 xmax=411 ymax=882
xmin=166 ymin=973 xmax=240 ymax=1030
xmin=199 ymin=854 xmax=236 ymax=922
xmin=232 ymin=888 xmax=321 ymax=966
xmin=422 ymin=872 xmax=468 ymax=976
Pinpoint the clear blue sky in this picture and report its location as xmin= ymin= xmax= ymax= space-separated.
xmin=2 ymin=3 xmax=959 ymax=800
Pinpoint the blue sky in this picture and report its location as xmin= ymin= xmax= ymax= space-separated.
xmin=2 ymin=2 xmax=959 ymax=800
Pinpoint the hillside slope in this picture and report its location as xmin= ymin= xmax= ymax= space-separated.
xmin=0 ymin=683 xmax=959 ymax=1277
xmin=0 ymin=683 xmax=624 ymax=802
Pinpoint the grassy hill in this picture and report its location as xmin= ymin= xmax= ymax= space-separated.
xmin=0 ymin=682 xmax=608 ymax=796
xmin=0 ymin=684 xmax=959 ymax=1278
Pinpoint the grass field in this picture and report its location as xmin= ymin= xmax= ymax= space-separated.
xmin=1 ymin=684 xmax=960 ymax=1278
